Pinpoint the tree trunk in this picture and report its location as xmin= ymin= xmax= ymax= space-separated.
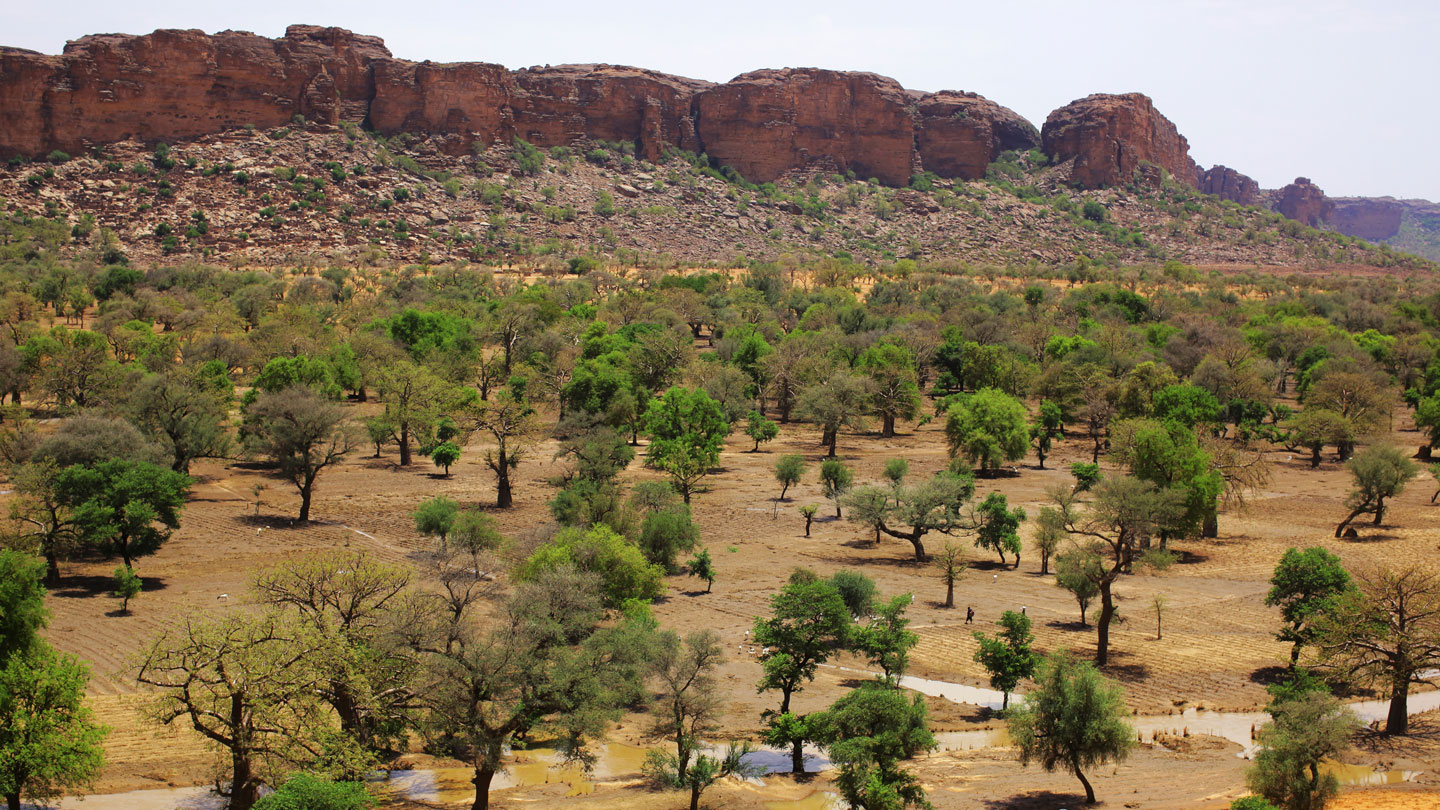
xmin=1040 ymin=552 xmax=1049 ymax=576
xmin=780 ymin=483 xmax=790 ymax=501
xmin=1075 ymin=764 xmax=1096 ymax=804
xmin=910 ymin=537 xmax=926 ymax=562
xmin=825 ymin=428 xmax=838 ymax=458
xmin=399 ymin=421 xmax=412 ymax=467
xmin=231 ymin=751 xmax=260 ymax=810
xmin=1374 ymin=496 xmax=1385 ymax=525
xmin=120 ymin=543 xmax=133 ymax=570
xmin=881 ymin=414 xmax=895 ymax=438
xmin=299 ymin=481 xmax=314 ymax=523
xmin=1096 ymin=580 xmax=1114 ymax=667
xmin=1203 ymin=509 xmax=1218 ymax=538
xmin=945 ymin=579 xmax=954 ymax=608
xmin=1002 ymin=691 xmax=1010 ymax=710
xmin=45 ymin=552 xmax=60 ymax=586
xmin=1311 ymin=445 xmax=1322 ymax=468
xmin=690 ymin=782 xmax=701 ymax=810
xmin=7 ymin=792 xmax=20 ymax=810
xmin=495 ymin=446 xmax=513 ymax=508
xmin=791 ymin=738 xmax=806 ymax=775
xmin=1335 ymin=506 xmax=1367 ymax=537
xmin=1386 ymin=676 xmax=1409 ymax=735
xmin=803 ymin=516 xmax=812 ymax=537
xmin=471 ymin=764 xmax=496 ymax=810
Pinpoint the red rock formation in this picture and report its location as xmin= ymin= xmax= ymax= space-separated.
xmin=0 ymin=25 xmax=389 ymax=157
xmin=1199 ymin=164 xmax=1260 ymax=206
xmin=914 ymin=91 xmax=1039 ymax=180
xmin=1041 ymin=93 xmax=1198 ymax=189
xmin=1328 ymin=197 xmax=1403 ymax=241
xmin=512 ymin=65 xmax=708 ymax=162
xmin=1 ymin=25 xmax=1047 ymax=188
xmin=368 ymin=59 xmax=513 ymax=155
xmin=693 ymin=69 xmax=917 ymax=186
xmin=1273 ymin=177 xmax=1333 ymax=227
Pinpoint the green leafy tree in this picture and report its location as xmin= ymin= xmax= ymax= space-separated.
xmin=126 ymin=369 xmax=232 ymax=473
xmin=858 ymin=344 xmax=922 ymax=438
xmin=797 ymin=369 xmax=873 ymax=457
xmin=973 ymin=492 xmax=1025 ymax=568
xmin=1070 ymin=462 xmax=1101 ymax=493
xmin=0 ymin=552 xmax=47 ymax=664
xmin=1285 ymin=409 xmax=1353 ymax=469
xmin=774 ymin=453 xmax=806 ymax=501
xmin=1266 ymin=548 xmax=1354 ymax=666
xmin=245 ymin=386 xmax=353 ymax=522
xmin=430 ymin=441 xmax=461 ymax=476
xmin=1051 ymin=477 xmax=1186 ymax=665
xmin=973 ymin=610 xmax=1036 ymax=710
xmin=1031 ymin=400 xmax=1063 ymax=469
xmin=644 ymin=630 xmax=723 ymax=784
xmin=518 ymin=525 xmax=665 ymax=608
xmin=854 ymin=594 xmax=918 ymax=683
xmin=54 ymin=459 xmax=191 ymax=569
xmin=685 ymin=547 xmax=715 ymax=593
xmin=1033 ymin=506 xmax=1066 ymax=576
xmin=1334 ymin=444 xmax=1418 ymax=536
xmin=816 ymin=683 xmax=935 ymax=810
xmin=945 ymin=388 xmax=1030 ymax=473
xmin=799 ymin=504 xmax=819 ymax=537
xmin=644 ymin=386 xmax=730 ymax=504
xmin=413 ymin=496 xmax=459 ymax=551
xmin=1054 ymin=549 xmax=1102 ymax=626
xmin=112 ymin=566 xmax=142 ymax=614
xmin=0 ymin=643 xmax=108 ymax=810
xmin=745 ymin=410 xmax=779 ymax=451
xmin=1007 ymin=651 xmax=1135 ymax=804
xmin=820 ymin=458 xmax=855 ymax=518
xmin=9 ymin=463 xmax=83 ymax=585
xmin=638 ymin=504 xmax=700 ymax=571
xmin=1246 ymin=693 xmax=1357 ymax=810
xmin=855 ymin=470 xmax=976 ymax=562
xmin=933 ymin=542 xmax=965 ymax=608
xmin=754 ymin=579 xmax=853 ymax=774
xmin=1109 ymin=418 xmax=1223 ymax=543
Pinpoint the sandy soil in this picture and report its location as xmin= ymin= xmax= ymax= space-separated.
xmin=28 ymin=399 xmax=1440 ymax=805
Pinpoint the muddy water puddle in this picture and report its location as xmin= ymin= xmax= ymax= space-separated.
xmin=764 ymin=790 xmax=844 ymax=809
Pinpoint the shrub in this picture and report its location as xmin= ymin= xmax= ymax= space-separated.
xmin=514 ymin=137 xmax=545 ymax=176
xmin=47 ymin=150 xmax=70 ymax=164
xmin=253 ymin=774 xmax=374 ymax=810
xmin=1082 ymin=201 xmax=1108 ymax=223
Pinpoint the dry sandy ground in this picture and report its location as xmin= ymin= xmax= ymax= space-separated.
xmin=26 ymin=399 xmax=1440 ymax=806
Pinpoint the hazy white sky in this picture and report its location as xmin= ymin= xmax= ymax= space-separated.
xmin=8 ymin=0 xmax=1437 ymax=200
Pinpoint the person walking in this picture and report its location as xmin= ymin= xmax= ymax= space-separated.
xmin=965 ymin=606 xmax=974 ymax=624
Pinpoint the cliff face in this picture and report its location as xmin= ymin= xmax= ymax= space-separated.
xmin=1 ymin=25 xmax=1048 ymax=187
xmin=1328 ymin=197 xmax=1403 ymax=241
xmin=1273 ymin=177 xmax=1334 ymax=227
xmin=0 ymin=25 xmax=389 ymax=157
xmin=1041 ymin=92 xmax=1198 ymax=189
xmin=914 ymin=91 xmax=1040 ymax=180
xmin=692 ymin=69 xmax=918 ymax=186
xmin=1199 ymin=165 xmax=1260 ymax=206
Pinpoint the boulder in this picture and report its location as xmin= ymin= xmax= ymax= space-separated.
xmin=914 ymin=91 xmax=1039 ymax=180
xmin=1198 ymin=165 xmax=1261 ymax=206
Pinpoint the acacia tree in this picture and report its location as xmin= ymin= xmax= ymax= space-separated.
xmin=467 ymin=388 xmax=539 ymax=508
xmin=753 ymin=579 xmax=852 ymax=774
xmin=774 ymin=454 xmax=805 ymax=501
xmin=973 ymin=492 xmax=1026 ymax=568
xmin=1266 ymin=547 xmax=1354 ymax=666
xmin=126 ymin=369 xmax=232 ymax=473
xmin=9 ymin=462 xmax=81 ymax=585
xmin=1007 ymin=651 xmax=1134 ymax=805
xmin=138 ymin=613 xmax=326 ymax=810
xmin=1334 ymin=444 xmax=1418 ymax=536
xmin=848 ymin=470 xmax=975 ymax=562
xmin=400 ymin=566 xmax=650 ymax=810
xmin=644 ymin=630 xmax=723 ymax=786
xmin=643 ymin=386 xmax=730 ymax=505
xmin=246 ymin=386 xmax=353 ymax=523
xmin=1310 ymin=565 xmax=1440 ymax=735
xmin=1051 ymin=478 xmax=1185 ymax=665
xmin=858 ymin=344 xmax=921 ymax=438
xmin=796 ymin=369 xmax=873 ymax=457
xmin=933 ymin=541 xmax=965 ymax=608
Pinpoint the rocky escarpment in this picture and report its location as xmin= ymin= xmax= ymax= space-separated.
xmin=1041 ymin=93 xmax=1199 ymax=189
xmin=1199 ymin=165 xmax=1261 ymax=206
xmin=1273 ymin=177 xmax=1334 ymax=227
xmin=0 ymin=25 xmax=1038 ymax=186
xmin=1327 ymin=197 xmax=1403 ymax=241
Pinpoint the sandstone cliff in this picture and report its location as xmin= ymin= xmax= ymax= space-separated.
xmin=1199 ymin=165 xmax=1260 ymax=206
xmin=1273 ymin=177 xmax=1333 ymax=227
xmin=1327 ymin=197 xmax=1404 ymax=241
xmin=0 ymin=25 xmax=1040 ymax=186
xmin=1041 ymin=93 xmax=1198 ymax=189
